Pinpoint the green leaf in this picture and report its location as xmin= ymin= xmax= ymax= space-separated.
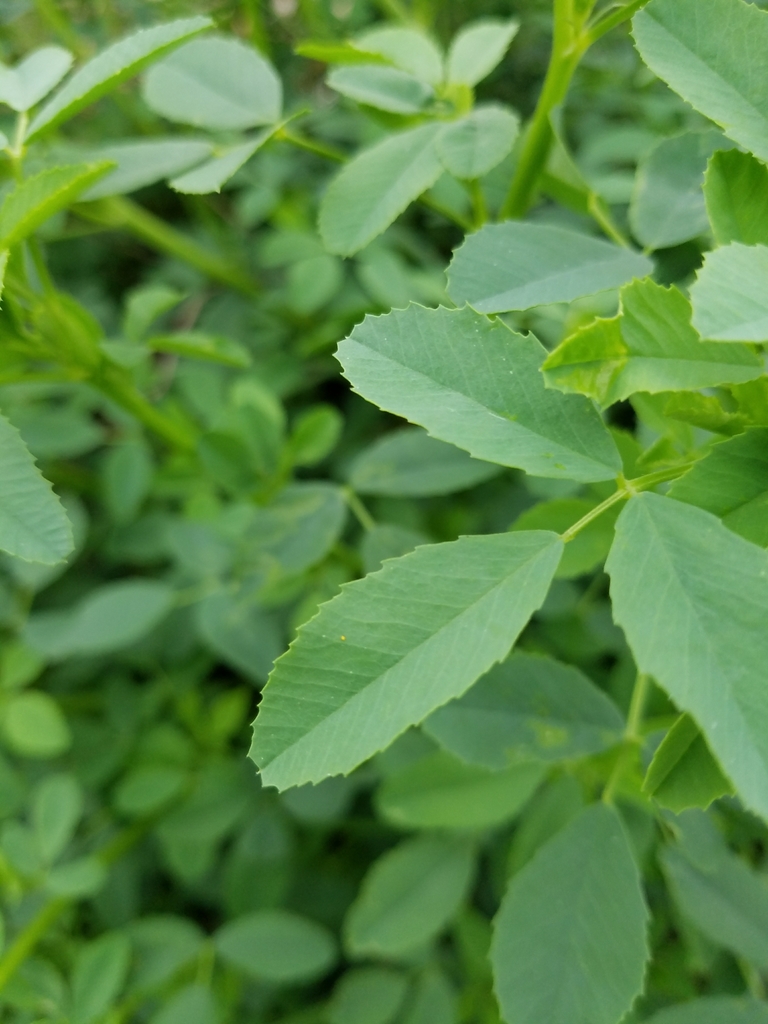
xmin=318 ymin=123 xmax=444 ymax=256
xmin=629 ymin=130 xmax=727 ymax=249
xmin=447 ymin=222 xmax=651 ymax=314
xmin=327 ymin=65 xmax=433 ymax=114
xmin=632 ymin=0 xmax=768 ymax=163
xmin=27 ymin=17 xmax=212 ymax=140
xmin=24 ymin=579 xmax=175 ymax=660
xmin=195 ymin=589 xmax=282 ymax=684
xmin=344 ymin=835 xmax=475 ymax=958
xmin=142 ymin=35 xmax=281 ymax=129
xmin=128 ymin=916 xmax=204 ymax=993
xmin=170 ymin=132 xmax=273 ymax=194
xmin=150 ymin=985 xmax=217 ymax=1024
xmin=47 ymin=856 xmax=106 ymax=898
xmin=643 ymin=713 xmax=734 ymax=812
xmin=0 ymin=411 xmax=72 ymax=565
xmin=0 ymin=46 xmax=73 ymax=111
xmin=424 ymin=652 xmax=624 ymax=769
xmin=337 ymin=305 xmax=622 ymax=482
xmin=661 ymin=814 xmax=768 ymax=966
xmin=704 ymin=149 xmax=768 ymax=246
xmin=214 ymin=910 xmax=337 ymax=983
xmin=492 ymin=803 xmax=648 ymax=1024
xmin=295 ymin=40 xmax=392 ymax=66
xmin=0 ymin=163 xmax=113 ymax=247
xmin=72 ymin=933 xmax=131 ymax=1024
xmin=436 ymin=105 xmax=520 ymax=180
xmin=347 ymin=427 xmax=500 ymax=497
xmin=690 ymin=243 xmax=768 ymax=342
xmin=543 ymin=279 xmax=761 ymax=405
xmin=511 ymin=497 xmax=620 ymax=578
xmin=663 ymin=391 xmax=748 ymax=436
xmin=114 ymin=765 xmax=188 ymax=817
xmin=102 ymin=440 xmax=153 ymax=526
xmin=146 ymin=331 xmax=251 ymax=368
xmin=353 ymin=25 xmax=444 ymax=86
xmin=329 ymin=967 xmax=409 ymax=1024
xmin=606 ymin=492 xmax=768 ymax=819
xmin=1 ymin=691 xmax=71 ymax=758
xmin=287 ymin=405 xmax=343 ymax=467
xmin=244 ymin=482 xmax=347 ymax=574
xmin=122 ymin=283 xmax=184 ymax=342
xmin=375 ymin=750 xmax=545 ymax=830
xmin=360 ymin=524 xmax=427 ymax=574
xmin=250 ymin=530 xmax=562 ymax=790
xmin=669 ymin=428 xmax=768 ymax=545
xmin=644 ymin=998 xmax=768 ymax=1024
xmin=446 ymin=18 xmax=519 ymax=87
xmin=401 ymin=969 xmax=457 ymax=1024
xmin=81 ymin=138 xmax=213 ymax=200
xmin=32 ymin=772 xmax=83 ymax=863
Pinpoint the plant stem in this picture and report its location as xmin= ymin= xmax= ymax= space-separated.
xmin=603 ymin=672 xmax=650 ymax=804
xmin=560 ymin=461 xmax=696 ymax=543
xmin=73 ymin=197 xmax=258 ymax=297
xmin=344 ymin=487 xmax=376 ymax=532
xmin=96 ymin=370 xmax=198 ymax=452
xmin=0 ymin=897 xmax=69 ymax=993
xmin=33 ymin=0 xmax=87 ymax=55
xmin=502 ymin=0 xmax=592 ymax=219
xmin=585 ymin=0 xmax=652 ymax=46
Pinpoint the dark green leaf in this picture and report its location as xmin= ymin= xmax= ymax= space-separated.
xmin=644 ymin=713 xmax=734 ymax=812
xmin=214 ymin=910 xmax=337 ymax=983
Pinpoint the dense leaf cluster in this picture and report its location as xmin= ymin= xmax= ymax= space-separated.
xmin=0 ymin=1 xmax=767 ymax=1023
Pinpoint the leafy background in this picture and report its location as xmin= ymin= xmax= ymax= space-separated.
xmin=0 ymin=2 xmax=768 ymax=1024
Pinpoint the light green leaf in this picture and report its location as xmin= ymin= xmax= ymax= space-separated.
xmin=424 ymin=652 xmax=624 ymax=769
xmin=147 ymin=331 xmax=251 ymax=367
xmin=643 ymin=713 xmax=734 ymax=812
xmin=195 ymin=589 xmax=282 ymax=684
xmin=142 ymin=35 xmax=281 ymax=130
xmin=669 ymin=428 xmax=768 ymax=546
xmin=0 ymin=46 xmax=73 ymax=111
xmin=704 ymin=149 xmax=768 ymax=246
xmin=630 ymin=130 xmax=727 ymax=249
xmin=1 ymin=691 xmax=71 ymax=758
xmin=543 ymin=279 xmax=762 ymax=405
xmin=447 ymin=222 xmax=651 ymax=313
xmin=606 ymin=492 xmax=768 ymax=819
xmin=319 ymin=123 xmax=444 ymax=256
xmin=72 ymin=933 xmax=131 ymax=1024
xmin=446 ymin=18 xmax=519 ymax=87
xmin=102 ymin=439 xmax=152 ymax=526
xmin=250 ymin=530 xmax=562 ymax=790
xmin=401 ymin=969 xmax=457 ymax=1024
xmin=347 ymin=427 xmax=500 ymax=497
xmin=327 ymin=65 xmax=433 ymax=114
xmin=114 ymin=765 xmax=188 ymax=817
xmin=287 ymin=405 xmax=343 ymax=467
xmin=437 ymin=105 xmax=520 ymax=180
xmin=214 ymin=910 xmax=337 ymax=983
xmin=360 ymin=524 xmax=427 ymax=574
xmin=150 ymin=985 xmax=217 ymax=1024
xmin=644 ymin=998 xmax=768 ymax=1024
xmin=376 ymin=750 xmax=545 ymax=830
xmin=32 ymin=773 xmax=83 ymax=863
xmin=0 ymin=411 xmax=72 ymax=564
xmin=632 ymin=0 xmax=768 ymax=163
xmin=27 ymin=17 xmax=212 ymax=140
xmin=24 ymin=579 xmax=174 ymax=660
xmin=329 ymin=967 xmax=409 ymax=1024
xmin=661 ymin=814 xmax=768 ymax=966
xmin=353 ymin=25 xmax=443 ymax=86
xmin=492 ymin=803 xmax=648 ymax=1024
xmin=128 ymin=916 xmax=204 ymax=993
xmin=0 ymin=163 xmax=113 ymax=247
xmin=337 ymin=305 xmax=622 ymax=481
xmin=295 ymin=40 xmax=392 ymax=67
xmin=344 ymin=835 xmax=474 ymax=958
xmin=171 ymin=131 xmax=274 ymax=194
xmin=123 ymin=283 xmax=184 ymax=342
xmin=690 ymin=242 xmax=768 ymax=341
xmin=663 ymin=391 xmax=747 ymax=437
xmin=243 ymin=482 xmax=347 ymax=574
xmin=47 ymin=856 xmax=107 ymax=898
xmin=511 ymin=497 xmax=620 ymax=578
xmin=81 ymin=138 xmax=212 ymax=200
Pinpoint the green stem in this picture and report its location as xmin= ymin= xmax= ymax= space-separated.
xmin=343 ymin=487 xmax=376 ymax=532
xmin=502 ymin=0 xmax=593 ymax=219
xmin=585 ymin=0 xmax=652 ymax=45
xmin=0 ymin=898 xmax=69 ymax=993
xmin=96 ymin=370 xmax=198 ymax=452
xmin=560 ymin=461 xmax=696 ymax=543
xmin=603 ymin=672 xmax=650 ymax=804
xmin=32 ymin=0 xmax=86 ymax=54
xmin=73 ymin=197 xmax=258 ymax=297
